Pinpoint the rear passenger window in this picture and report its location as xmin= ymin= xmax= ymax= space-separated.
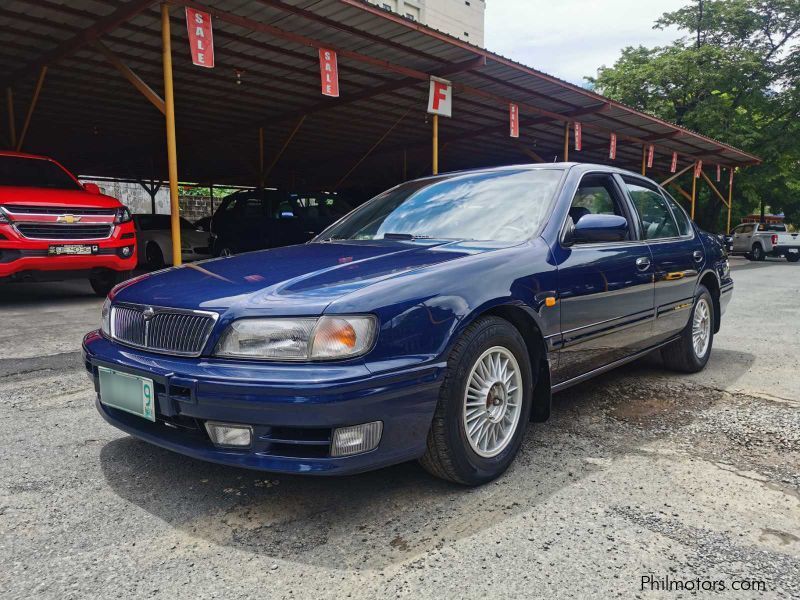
xmin=662 ymin=191 xmax=693 ymax=236
xmin=625 ymin=181 xmax=679 ymax=240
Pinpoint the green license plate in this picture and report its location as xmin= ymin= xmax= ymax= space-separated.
xmin=98 ymin=367 xmax=155 ymax=422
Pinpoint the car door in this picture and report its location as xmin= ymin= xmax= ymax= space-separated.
xmin=553 ymin=173 xmax=656 ymax=385
xmin=621 ymin=178 xmax=705 ymax=343
xmin=732 ymin=224 xmax=754 ymax=253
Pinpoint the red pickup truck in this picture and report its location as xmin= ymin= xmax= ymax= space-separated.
xmin=0 ymin=151 xmax=137 ymax=296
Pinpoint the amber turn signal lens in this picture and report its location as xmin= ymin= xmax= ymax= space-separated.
xmin=316 ymin=318 xmax=357 ymax=349
xmin=545 ymin=296 xmax=557 ymax=307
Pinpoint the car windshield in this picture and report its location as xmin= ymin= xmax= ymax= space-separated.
xmin=316 ymin=169 xmax=562 ymax=242
xmin=0 ymin=156 xmax=82 ymax=190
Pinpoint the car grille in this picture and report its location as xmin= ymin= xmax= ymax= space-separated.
xmin=16 ymin=223 xmax=113 ymax=240
xmin=110 ymin=304 xmax=218 ymax=356
xmin=3 ymin=204 xmax=116 ymax=216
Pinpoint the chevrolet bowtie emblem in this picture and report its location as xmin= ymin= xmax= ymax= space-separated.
xmin=56 ymin=214 xmax=80 ymax=224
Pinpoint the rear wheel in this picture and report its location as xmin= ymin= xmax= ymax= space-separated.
xmin=419 ymin=316 xmax=533 ymax=485
xmin=661 ymin=284 xmax=714 ymax=373
xmin=89 ymin=270 xmax=130 ymax=297
xmin=750 ymin=243 xmax=765 ymax=261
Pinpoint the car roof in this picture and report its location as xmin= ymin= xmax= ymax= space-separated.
xmin=409 ymin=162 xmax=660 ymax=184
xmin=0 ymin=150 xmax=55 ymax=161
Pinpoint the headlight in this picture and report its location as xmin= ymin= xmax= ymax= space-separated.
xmin=113 ymin=207 xmax=132 ymax=224
xmin=101 ymin=297 xmax=112 ymax=336
xmin=214 ymin=315 xmax=377 ymax=360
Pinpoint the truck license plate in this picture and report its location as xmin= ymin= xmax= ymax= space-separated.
xmin=48 ymin=244 xmax=98 ymax=255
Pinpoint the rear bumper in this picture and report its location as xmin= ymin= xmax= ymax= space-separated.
xmin=771 ymin=245 xmax=800 ymax=257
xmin=82 ymin=332 xmax=444 ymax=475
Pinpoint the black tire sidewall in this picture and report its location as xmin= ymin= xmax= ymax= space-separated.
xmin=786 ymin=254 xmax=799 ymax=263
xmin=440 ymin=319 xmax=533 ymax=484
xmin=752 ymin=244 xmax=764 ymax=261
xmin=146 ymin=243 xmax=165 ymax=268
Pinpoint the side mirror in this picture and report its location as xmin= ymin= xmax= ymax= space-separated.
xmin=570 ymin=214 xmax=628 ymax=244
xmin=83 ymin=182 xmax=101 ymax=195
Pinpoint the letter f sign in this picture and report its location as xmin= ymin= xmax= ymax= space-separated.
xmin=427 ymin=76 xmax=452 ymax=117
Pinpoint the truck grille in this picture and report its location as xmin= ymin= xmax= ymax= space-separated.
xmin=110 ymin=304 xmax=218 ymax=357
xmin=16 ymin=223 xmax=113 ymax=240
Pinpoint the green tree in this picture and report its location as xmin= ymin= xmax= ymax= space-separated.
xmin=587 ymin=0 xmax=800 ymax=230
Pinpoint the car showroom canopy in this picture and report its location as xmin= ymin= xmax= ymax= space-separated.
xmin=1 ymin=0 xmax=761 ymax=261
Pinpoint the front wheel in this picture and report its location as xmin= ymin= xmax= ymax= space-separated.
xmin=419 ymin=316 xmax=533 ymax=485
xmin=661 ymin=285 xmax=714 ymax=373
xmin=89 ymin=270 xmax=130 ymax=297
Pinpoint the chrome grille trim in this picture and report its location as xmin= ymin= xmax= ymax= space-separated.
xmin=109 ymin=303 xmax=218 ymax=357
xmin=15 ymin=223 xmax=114 ymax=240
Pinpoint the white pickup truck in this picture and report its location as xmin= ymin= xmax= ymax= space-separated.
xmin=730 ymin=222 xmax=800 ymax=262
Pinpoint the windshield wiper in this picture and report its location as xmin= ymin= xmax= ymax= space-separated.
xmin=382 ymin=232 xmax=433 ymax=240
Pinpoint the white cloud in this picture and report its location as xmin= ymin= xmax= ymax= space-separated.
xmin=485 ymin=0 xmax=688 ymax=84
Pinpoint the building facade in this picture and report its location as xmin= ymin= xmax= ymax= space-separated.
xmin=367 ymin=0 xmax=485 ymax=46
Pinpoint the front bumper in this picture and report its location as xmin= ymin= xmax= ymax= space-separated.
xmin=83 ymin=332 xmax=443 ymax=475
xmin=0 ymin=222 xmax=137 ymax=278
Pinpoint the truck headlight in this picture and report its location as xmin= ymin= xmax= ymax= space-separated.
xmin=113 ymin=207 xmax=132 ymax=224
xmin=214 ymin=315 xmax=376 ymax=361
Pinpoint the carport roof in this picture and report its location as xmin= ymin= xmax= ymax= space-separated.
xmin=0 ymin=0 xmax=761 ymax=190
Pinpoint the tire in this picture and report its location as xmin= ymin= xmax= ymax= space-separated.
xmin=145 ymin=242 xmax=165 ymax=269
xmin=786 ymin=254 xmax=799 ymax=263
xmin=751 ymin=244 xmax=765 ymax=261
xmin=660 ymin=284 xmax=714 ymax=373
xmin=89 ymin=270 xmax=130 ymax=297
xmin=216 ymin=245 xmax=235 ymax=257
xmin=419 ymin=316 xmax=534 ymax=485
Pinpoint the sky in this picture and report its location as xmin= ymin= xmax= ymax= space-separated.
xmin=484 ymin=0 xmax=689 ymax=85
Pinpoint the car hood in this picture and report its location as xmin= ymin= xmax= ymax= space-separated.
xmin=112 ymin=239 xmax=510 ymax=314
xmin=0 ymin=186 xmax=121 ymax=208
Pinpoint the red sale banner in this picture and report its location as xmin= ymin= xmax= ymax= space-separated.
xmin=509 ymin=103 xmax=519 ymax=138
xmin=319 ymin=49 xmax=339 ymax=97
xmin=609 ymin=133 xmax=617 ymax=160
xmin=647 ymin=144 xmax=654 ymax=168
xmin=185 ymin=8 xmax=214 ymax=68
xmin=670 ymin=152 xmax=678 ymax=173
xmin=716 ymin=164 xmax=721 ymax=182
xmin=694 ymin=160 xmax=703 ymax=178
xmin=574 ymin=122 xmax=582 ymax=151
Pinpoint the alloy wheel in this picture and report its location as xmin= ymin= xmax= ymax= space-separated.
xmin=692 ymin=297 xmax=711 ymax=358
xmin=462 ymin=346 xmax=523 ymax=458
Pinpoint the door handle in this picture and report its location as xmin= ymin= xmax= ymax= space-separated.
xmin=693 ymin=250 xmax=704 ymax=262
xmin=635 ymin=257 xmax=651 ymax=270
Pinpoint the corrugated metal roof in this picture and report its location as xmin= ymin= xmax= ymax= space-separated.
xmin=0 ymin=0 xmax=759 ymax=190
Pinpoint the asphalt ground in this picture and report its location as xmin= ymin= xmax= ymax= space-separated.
xmin=1 ymin=255 xmax=798 ymax=599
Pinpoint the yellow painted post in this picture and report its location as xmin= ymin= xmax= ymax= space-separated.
xmin=727 ymin=170 xmax=734 ymax=233
xmin=161 ymin=3 xmax=182 ymax=267
xmin=563 ymin=121 xmax=570 ymax=162
xmin=691 ymin=163 xmax=697 ymax=220
xmin=641 ymin=145 xmax=646 ymax=175
xmin=17 ymin=66 xmax=47 ymax=151
xmin=432 ymin=114 xmax=439 ymax=175
xmin=6 ymin=87 xmax=16 ymax=149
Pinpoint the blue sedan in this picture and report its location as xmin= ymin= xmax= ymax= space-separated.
xmin=83 ymin=163 xmax=732 ymax=485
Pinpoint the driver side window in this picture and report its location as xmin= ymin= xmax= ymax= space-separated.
xmin=568 ymin=174 xmax=630 ymax=243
